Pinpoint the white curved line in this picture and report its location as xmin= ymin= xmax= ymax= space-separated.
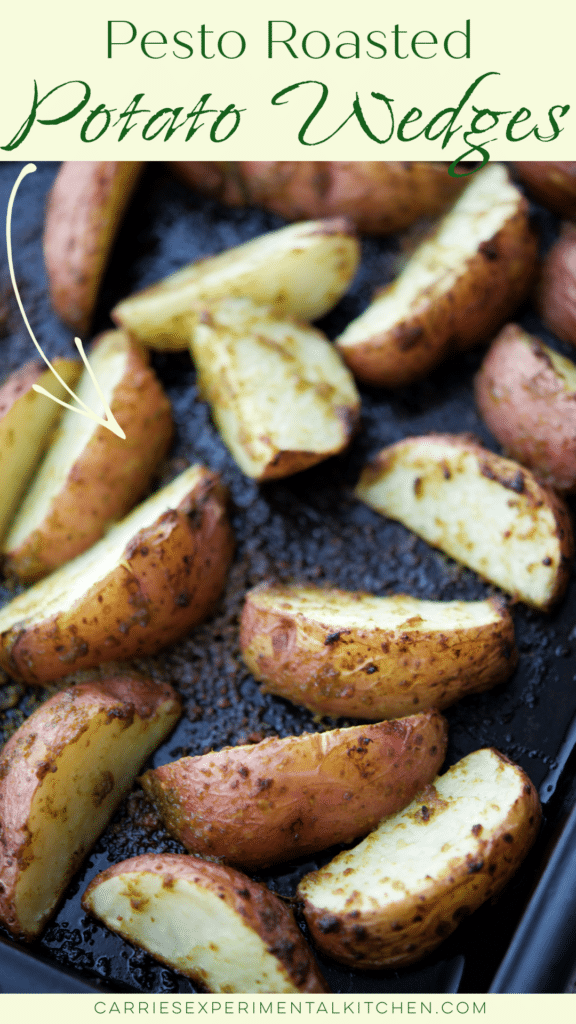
xmin=6 ymin=163 xmax=126 ymax=440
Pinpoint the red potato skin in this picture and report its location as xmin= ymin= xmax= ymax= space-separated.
xmin=510 ymin=162 xmax=576 ymax=219
xmin=171 ymin=162 xmax=466 ymax=235
xmin=300 ymin=751 xmax=542 ymax=969
xmin=240 ymin=586 xmax=518 ymax=719
xmin=0 ymin=472 xmax=234 ymax=685
xmin=44 ymin=161 xmax=144 ymax=334
xmin=538 ymin=223 xmax=576 ymax=347
xmin=0 ymin=675 xmax=181 ymax=940
xmin=339 ymin=204 xmax=538 ymax=388
xmin=140 ymin=710 xmax=448 ymax=869
xmin=4 ymin=333 xmax=174 ymax=582
xmin=0 ymin=361 xmax=62 ymax=414
xmin=475 ymin=324 xmax=576 ymax=492
xmin=82 ymin=854 xmax=328 ymax=992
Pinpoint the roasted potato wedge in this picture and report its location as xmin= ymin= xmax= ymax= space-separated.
xmin=188 ymin=297 xmax=360 ymax=480
xmin=510 ymin=162 xmax=576 ymax=219
xmin=83 ymin=854 xmax=326 ymax=992
xmin=335 ymin=163 xmax=537 ymax=387
xmin=172 ymin=161 xmax=466 ymax=235
xmin=112 ymin=218 xmax=359 ymax=349
xmin=0 ymin=358 xmax=81 ymax=544
xmin=3 ymin=331 xmax=173 ymax=582
xmin=44 ymin=161 xmax=144 ymax=334
xmin=537 ymin=223 xmax=576 ymax=347
xmin=475 ymin=324 xmax=576 ymax=492
xmin=140 ymin=710 xmax=447 ymax=869
xmin=298 ymin=747 xmax=541 ymax=969
xmin=0 ymin=673 xmax=181 ymax=940
xmin=240 ymin=584 xmax=517 ymax=720
xmin=355 ymin=434 xmax=573 ymax=610
xmin=0 ymin=464 xmax=233 ymax=684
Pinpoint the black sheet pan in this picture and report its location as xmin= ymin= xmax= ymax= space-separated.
xmin=1 ymin=160 xmax=576 ymax=995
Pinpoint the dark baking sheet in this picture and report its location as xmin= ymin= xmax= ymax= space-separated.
xmin=1 ymin=160 xmax=576 ymax=995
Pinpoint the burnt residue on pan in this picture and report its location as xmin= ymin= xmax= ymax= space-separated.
xmin=0 ymin=162 xmax=575 ymax=994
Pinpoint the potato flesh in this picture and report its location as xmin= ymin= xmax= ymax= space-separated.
xmin=251 ymin=588 xmax=504 ymax=632
xmin=86 ymin=873 xmax=307 ymax=993
xmin=12 ymin=706 xmax=176 ymax=936
xmin=0 ymin=360 xmax=80 ymax=541
xmin=338 ymin=163 xmax=522 ymax=347
xmin=298 ymin=748 xmax=540 ymax=968
xmin=4 ymin=335 xmax=128 ymax=548
xmin=0 ymin=464 xmax=205 ymax=632
xmin=113 ymin=219 xmax=360 ymax=347
xmin=190 ymin=298 xmax=359 ymax=479
xmin=356 ymin=438 xmax=565 ymax=608
xmin=300 ymin=749 xmax=525 ymax=912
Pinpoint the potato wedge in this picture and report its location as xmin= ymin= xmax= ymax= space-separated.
xmin=240 ymin=584 xmax=517 ymax=720
xmin=44 ymin=161 xmax=144 ymax=334
xmin=298 ymin=747 xmax=541 ymax=969
xmin=0 ymin=673 xmax=181 ymax=940
xmin=510 ymin=162 xmax=576 ymax=219
xmin=3 ymin=331 xmax=173 ymax=582
xmin=0 ymin=358 xmax=81 ymax=544
xmin=355 ymin=434 xmax=573 ymax=610
xmin=335 ymin=163 xmax=537 ymax=387
xmin=140 ymin=710 xmax=447 ymax=869
xmin=475 ymin=324 xmax=576 ymax=492
xmin=171 ymin=161 xmax=466 ymax=235
xmin=83 ymin=854 xmax=326 ymax=992
xmin=537 ymin=223 xmax=576 ymax=347
xmin=112 ymin=218 xmax=360 ymax=349
xmin=189 ymin=297 xmax=360 ymax=480
xmin=0 ymin=464 xmax=233 ymax=685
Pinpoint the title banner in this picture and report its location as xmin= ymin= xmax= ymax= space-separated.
xmin=0 ymin=0 xmax=574 ymax=163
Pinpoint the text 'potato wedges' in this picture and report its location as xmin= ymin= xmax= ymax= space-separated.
xmin=140 ymin=710 xmax=447 ymax=870
xmin=298 ymin=748 xmax=541 ymax=969
xmin=240 ymin=584 xmax=517 ymax=720
xmin=112 ymin=218 xmax=360 ymax=349
xmin=0 ymin=674 xmax=181 ymax=940
xmin=189 ymin=297 xmax=360 ymax=480
xmin=0 ymin=464 xmax=234 ymax=685
xmin=336 ymin=163 xmax=537 ymax=387
xmin=83 ymin=855 xmax=327 ymax=993
xmin=355 ymin=434 xmax=573 ymax=610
